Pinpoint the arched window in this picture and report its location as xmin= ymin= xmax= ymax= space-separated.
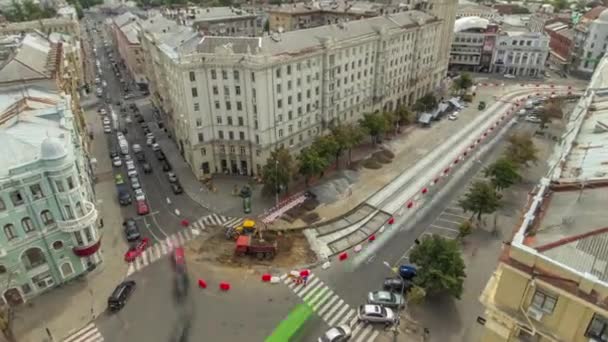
xmin=21 ymin=217 xmax=35 ymax=233
xmin=52 ymin=241 xmax=63 ymax=250
xmin=0 ymin=198 xmax=5 ymax=211
xmin=21 ymin=248 xmax=46 ymax=270
xmin=41 ymin=210 xmax=54 ymax=226
xmin=0 ymin=265 xmax=6 ymax=274
xmin=3 ymin=224 xmax=16 ymax=241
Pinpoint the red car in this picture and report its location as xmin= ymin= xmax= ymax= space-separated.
xmin=173 ymin=247 xmax=186 ymax=273
xmin=124 ymin=238 xmax=149 ymax=262
xmin=136 ymin=200 xmax=149 ymax=215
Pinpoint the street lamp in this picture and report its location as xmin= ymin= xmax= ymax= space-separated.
xmin=274 ymin=160 xmax=279 ymax=206
xmin=383 ymin=261 xmax=405 ymax=341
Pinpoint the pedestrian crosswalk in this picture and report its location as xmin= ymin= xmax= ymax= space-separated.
xmin=190 ymin=213 xmax=245 ymax=231
xmin=281 ymin=273 xmax=380 ymax=342
xmin=63 ymin=323 xmax=103 ymax=342
xmin=126 ymin=228 xmax=195 ymax=276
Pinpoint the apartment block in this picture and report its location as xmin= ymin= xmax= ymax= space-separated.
xmin=490 ymin=31 xmax=549 ymax=77
xmin=480 ymin=55 xmax=608 ymax=342
xmin=141 ymin=11 xmax=445 ymax=178
xmin=450 ymin=17 xmax=498 ymax=72
xmin=0 ymin=17 xmax=80 ymax=37
xmin=0 ymin=88 xmax=101 ymax=305
xmin=572 ymin=6 xmax=608 ymax=77
xmin=163 ymin=6 xmax=262 ymax=37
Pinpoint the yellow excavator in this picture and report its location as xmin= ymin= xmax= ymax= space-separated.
xmin=225 ymin=219 xmax=257 ymax=240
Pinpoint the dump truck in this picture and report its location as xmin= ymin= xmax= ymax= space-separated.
xmin=234 ymin=235 xmax=277 ymax=260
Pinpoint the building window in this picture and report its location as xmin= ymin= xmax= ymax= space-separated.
xmin=52 ymin=240 xmax=63 ymax=250
xmin=251 ymin=72 xmax=255 ymax=82
xmin=227 ymin=116 xmax=233 ymax=125
xmin=22 ymin=248 xmax=46 ymax=270
xmin=74 ymin=231 xmax=83 ymax=245
xmin=276 ymin=84 xmax=281 ymax=93
xmin=41 ymin=210 xmax=54 ymax=225
xmin=21 ymin=217 xmax=35 ymax=233
xmin=531 ymin=290 xmax=557 ymax=313
xmin=229 ymin=131 xmax=234 ymax=140
xmin=587 ymin=314 xmax=608 ymax=342
xmin=194 ymin=103 xmax=200 ymax=111
xmin=201 ymin=148 xmax=206 ymax=156
xmin=191 ymin=87 xmax=198 ymax=98
xmin=189 ymin=71 xmax=196 ymax=82
xmin=10 ymin=191 xmax=24 ymax=206
xmin=287 ymin=65 xmax=291 ymax=75
xmin=196 ymin=118 xmax=202 ymax=127
xmin=277 ymin=99 xmax=282 ymax=108
xmin=213 ymin=86 xmax=218 ymax=95
xmin=0 ymin=265 xmax=6 ymax=274
xmin=61 ymin=262 xmax=73 ymax=277
xmin=235 ymin=86 xmax=241 ymax=95
xmin=240 ymin=146 xmax=246 ymax=155
xmin=226 ymin=102 xmax=232 ymax=110
xmin=30 ymin=184 xmax=44 ymax=199
xmin=255 ymin=135 xmax=260 ymax=144
xmin=67 ymin=176 xmax=75 ymax=190
xmin=211 ymin=69 xmax=217 ymax=79
xmin=217 ymin=116 xmax=222 ymax=124
xmin=276 ymin=68 xmax=281 ymax=78
xmin=224 ymin=86 xmax=230 ymax=96
xmin=236 ymin=102 xmax=243 ymax=111
xmin=65 ymin=205 xmax=74 ymax=220
xmin=75 ymin=202 xmax=84 ymax=217
xmin=218 ymin=130 xmax=224 ymax=139
xmin=278 ymin=129 xmax=284 ymax=138
xmin=233 ymin=70 xmax=239 ymax=81
xmin=254 ymin=120 xmax=258 ymax=129
xmin=238 ymin=117 xmax=244 ymax=126
xmin=215 ymin=101 xmax=220 ymax=109
xmin=4 ymin=224 xmax=17 ymax=241
xmin=198 ymin=133 xmax=204 ymax=143
xmin=84 ymin=227 xmax=93 ymax=242
xmin=0 ymin=198 xmax=4 ymax=211
xmin=239 ymin=132 xmax=245 ymax=140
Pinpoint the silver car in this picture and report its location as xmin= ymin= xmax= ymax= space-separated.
xmin=367 ymin=290 xmax=405 ymax=309
xmin=318 ymin=324 xmax=352 ymax=342
xmin=357 ymin=304 xmax=397 ymax=325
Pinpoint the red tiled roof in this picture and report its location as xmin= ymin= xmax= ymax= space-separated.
xmin=584 ymin=6 xmax=607 ymax=20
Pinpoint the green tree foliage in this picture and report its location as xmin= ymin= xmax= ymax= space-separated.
xmin=261 ymin=147 xmax=295 ymax=196
xmin=4 ymin=0 xmax=56 ymax=22
xmin=453 ymin=73 xmax=473 ymax=91
xmin=394 ymin=106 xmax=414 ymax=125
xmin=507 ymin=133 xmax=538 ymax=166
xmin=406 ymin=285 xmax=426 ymax=305
xmin=484 ymin=157 xmax=521 ymax=191
xmin=383 ymin=111 xmax=397 ymax=135
xmin=312 ymin=135 xmax=339 ymax=163
xmin=538 ymin=99 xmax=564 ymax=129
xmin=409 ymin=235 xmax=466 ymax=299
xmin=331 ymin=123 xmax=365 ymax=164
xmin=459 ymin=180 xmax=502 ymax=220
xmin=359 ymin=112 xmax=387 ymax=144
xmin=413 ymin=93 xmax=438 ymax=112
xmin=297 ymin=147 xmax=329 ymax=186
xmin=458 ymin=220 xmax=473 ymax=239
xmin=553 ymin=0 xmax=568 ymax=10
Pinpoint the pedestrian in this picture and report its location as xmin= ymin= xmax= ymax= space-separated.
xmin=302 ymin=275 xmax=308 ymax=286
xmin=99 ymin=218 xmax=104 ymax=228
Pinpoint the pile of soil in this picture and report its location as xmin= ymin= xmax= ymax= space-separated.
xmin=363 ymin=158 xmax=382 ymax=169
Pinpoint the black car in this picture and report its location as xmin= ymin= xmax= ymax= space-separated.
xmin=162 ymin=161 xmax=172 ymax=171
xmin=383 ymin=277 xmax=414 ymax=294
xmin=123 ymin=218 xmax=141 ymax=242
xmin=135 ymin=152 xmax=146 ymax=162
xmin=174 ymin=271 xmax=189 ymax=302
xmin=142 ymin=162 xmax=152 ymax=174
xmin=110 ymin=150 xmax=118 ymax=158
xmin=171 ymin=183 xmax=183 ymax=194
xmin=155 ymin=150 xmax=166 ymax=161
xmin=141 ymin=122 xmax=148 ymax=129
xmin=107 ymin=281 xmax=136 ymax=312
xmin=136 ymin=115 xmax=145 ymax=123
xmin=143 ymin=128 xmax=151 ymax=135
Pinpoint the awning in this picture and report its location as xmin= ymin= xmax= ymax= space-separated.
xmin=419 ymin=113 xmax=433 ymax=124
xmin=449 ymin=98 xmax=464 ymax=109
xmin=73 ymin=240 xmax=101 ymax=257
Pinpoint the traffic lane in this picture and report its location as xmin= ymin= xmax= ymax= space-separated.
xmin=96 ymin=254 xmax=300 ymax=342
xmin=292 ymin=315 xmax=328 ymax=342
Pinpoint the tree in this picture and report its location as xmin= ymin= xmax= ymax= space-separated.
xmin=394 ymin=106 xmax=414 ymax=125
xmin=297 ymin=147 xmax=329 ymax=186
xmin=413 ymin=93 xmax=438 ymax=113
xmin=261 ymin=147 xmax=295 ymax=196
xmin=383 ymin=111 xmax=398 ymax=135
xmin=358 ymin=112 xmax=387 ymax=144
xmin=332 ymin=123 xmax=365 ymax=164
xmin=484 ymin=157 xmax=521 ymax=190
xmin=458 ymin=220 xmax=473 ymax=239
xmin=459 ymin=180 xmax=502 ymax=221
xmin=553 ymin=0 xmax=568 ymax=10
xmin=406 ymin=285 xmax=426 ymax=305
xmin=409 ymin=235 xmax=466 ymax=299
xmin=507 ymin=133 xmax=538 ymax=166
xmin=538 ymin=99 xmax=564 ymax=129
xmin=453 ymin=73 xmax=473 ymax=91
xmin=312 ymin=135 xmax=339 ymax=164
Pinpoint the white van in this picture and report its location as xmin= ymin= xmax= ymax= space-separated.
xmin=119 ymin=139 xmax=129 ymax=155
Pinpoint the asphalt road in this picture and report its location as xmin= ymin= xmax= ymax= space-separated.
xmin=86 ymin=15 xmax=210 ymax=248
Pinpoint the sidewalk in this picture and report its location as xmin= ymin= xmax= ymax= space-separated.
xmin=12 ymin=95 xmax=130 ymax=342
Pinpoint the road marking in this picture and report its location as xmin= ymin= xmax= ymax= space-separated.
xmin=317 ymin=294 xmax=340 ymax=315
xmin=153 ymin=244 xmax=161 ymax=259
xmin=160 ymin=240 xmax=168 ymax=254
xmin=351 ymin=323 xmax=365 ymax=339
xmin=63 ymin=322 xmax=104 ymax=342
xmin=177 ymin=231 xmax=186 ymax=245
xmin=126 ymin=263 xmax=134 ymax=276
xmin=441 ymin=212 xmax=468 ymax=219
xmin=279 ymin=274 xmax=288 ymax=281
xmin=146 ymin=247 xmax=158 ymax=263
xmin=151 ymin=215 xmax=169 ymax=237
xmin=327 ymin=304 xmax=350 ymax=326
xmin=354 ymin=325 xmax=376 ymax=342
xmin=140 ymin=249 xmax=149 ymax=267
xmin=446 ymin=206 xmax=464 ymax=212
xmin=307 ymin=286 xmax=329 ymax=306
xmin=322 ymin=299 xmax=344 ymax=322
xmin=363 ymin=330 xmax=379 ymax=342
xmin=297 ymin=278 xmax=320 ymax=297
xmin=429 ymin=224 xmax=459 ymax=232
xmin=143 ymin=217 xmax=161 ymax=242
xmin=349 ymin=316 xmax=359 ymax=327
xmin=435 ymin=218 xmax=463 ymax=225
xmin=339 ymin=309 xmax=355 ymax=325
xmin=312 ymin=290 xmax=334 ymax=311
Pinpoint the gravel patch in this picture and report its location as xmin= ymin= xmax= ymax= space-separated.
xmin=310 ymin=170 xmax=359 ymax=204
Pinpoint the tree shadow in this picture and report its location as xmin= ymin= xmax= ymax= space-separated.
xmin=409 ymin=293 xmax=462 ymax=342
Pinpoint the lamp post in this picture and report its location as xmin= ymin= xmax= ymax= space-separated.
xmin=274 ymin=160 xmax=279 ymax=206
xmin=383 ymin=261 xmax=405 ymax=342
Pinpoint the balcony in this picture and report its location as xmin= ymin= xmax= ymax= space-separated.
xmin=57 ymin=201 xmax=98 ymax=233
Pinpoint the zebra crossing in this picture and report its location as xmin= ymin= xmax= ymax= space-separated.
xmin=63 ymin=323 xmax=103 ymax=342
xmin=190 ymin=213 xmax=245 ymax=231
xmin=280 ymin=273 xmax=380 ymax=342
xmin=126 ymin=228 xmax=195 ymax=276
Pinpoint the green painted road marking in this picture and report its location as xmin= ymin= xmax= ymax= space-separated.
xmin=265 ymin=304 xmax=313 ymax=342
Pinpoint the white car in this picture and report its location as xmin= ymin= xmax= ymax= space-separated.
xmin=134 ymin=189 xmax=146 ymax=201
xmin=102 ymin=81 xmax=108 ymax=88
xmin=525 ymin=115 xmax=542 ymax=123
xmin=448 ymin=113 xmax=458 ymax=121
xmin=127 ymin=169 xmax=138 ymax=178
xmin=146 ymin=137 xmax=154 ymax=146
xmin=95 ymin=77 xmax=101 ymax=84
xmin=103 ymin=125 xmax=112 ymax=133
xmin=504 ymin=74 xmax=516 ymax=79
xmin=152 ymin=143 xmax=161 ymax=151
xmin=99 ymin=108 xmax=107 ymax=115
xmin=318 ymin=324 xmax=352 ymax=342
xmin=130 ymin=176 xmax=141 ymax=190
xmin=125 ymin=117 xmax=132 ymax=124
xmin=126 ymin=160 xmax=136 ymax=171
xmin=102 ymin=117 xmax=111 ymax=125
xmin=132 ymin=144 xmax=142 ymax=153
xmin=357 ymin=305 xmax=397 ymax=325
xmin=112 ymin=156 xmax=122 ymax=167
xmin=146 ymin=133 xmax=155 ymax=140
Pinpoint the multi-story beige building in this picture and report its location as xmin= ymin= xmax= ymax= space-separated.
xmin=268 ymin=0 xmax=409 ymax=32
xmin=141 ymin=11 xmax=446 ymax=178
xmin=163 ymin=6 xmax=261 ymax=37
xmin=0 ymin=17 xmax=80 ymax=37
xmin=480 ymin=55 xmax=608 ymax=342
xmin=110 ymin=12 xmax=146 ymax=86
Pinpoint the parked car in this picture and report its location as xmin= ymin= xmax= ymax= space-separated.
xmin=398 ymin=265 xmax=417 ymax=280
xmin=127 ymin=169 xmax=138 ymax=179
xmin=130 ymin=177 xmax=141 ymax=190
xmin=367 ymin=290 xmax=405 ymax=309
xmin=504 ymin=74 xmax=516 ymax=79
xmin=135 ymin=152 xmax=146 ymax=162
xmin=123 ymin=218 xmax=141 ymax=242
xmin=167 ymin=172 xmax=178 ymax=183
xmin=112 ymin=156 xmax=122 ymax=167
xmin=136 ymin=200 xmax=149 ymax=215
xmin=107 ymin=281 xmax=136 ymax=312
xmin=125 ymin=117 xmax=132 ymax=124
xmin=383 ymin=277 xmax=414 ymax=294
xmin=525 ymin=115 xmax=542 ymax=123
xmin=155 ymin=150 xmax=166 ymax=161
xmin=318 ymin=324 xmax=352 ymax=342
xmin=448 ymin=113 xmax=458 ymax=121
xmin=126 ymin=160 xmax=136 ymax=171
xmin=146 ymin=137 xmax=155 ymax=146
xmin=124 ymin=237 xmax=149 ymax=262
xmin=104 ymin=125 xmax=112 ymax=133
xmin=171 ymin=183 xmax=183 ymax=194
xmin=132 ymin=144 xmax=142 ymax=153
xmin=102 ymin=117 xmax=111 ymax=125
xmin=134 ymin=189 xmax=146 ymax=201
xmin=115 ymin=174 xmax=125 ymax=185
xmin=162 ymin=161 xmax=172 ymax=171
xmin=152 ymin=143 xmax=161 ymax=151
xmin=357 ymin=305 xmax=398 ymax=325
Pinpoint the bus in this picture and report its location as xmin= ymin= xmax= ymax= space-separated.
xmin=265 ymin=304 xmax=313 ymax=342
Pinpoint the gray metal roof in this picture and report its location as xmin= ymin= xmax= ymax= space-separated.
xmin=0 ymin=34 xmax=54 ymax=83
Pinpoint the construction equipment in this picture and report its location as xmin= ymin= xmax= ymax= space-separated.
xmin=234 ymin=235 xmax=277 ymax=260
xmin=225 ymin=219 xmax=257 ymax=240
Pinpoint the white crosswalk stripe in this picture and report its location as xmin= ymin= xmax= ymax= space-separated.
xmin=63 ymin=323 xmax=104 ymax=342
xmin=282 ymin=271 xmax=380 ymax=342
xmin=125 ymin=229 xmax=198 ymax=277
xmin=194 ymin=214 xmax=246 ymax=231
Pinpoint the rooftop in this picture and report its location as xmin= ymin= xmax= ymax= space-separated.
xmin=0 ymin=87 xmax=72 ymax=178
xmin=0 ymin=33 xmax=59 ymax=84
xmin=163 ymin=6 xmax=257 ymax=23
xmin=454 ymin=16 xmax=490 ymax=32
xmin=113 ymin=11 xmax=138 ymax=28
xmin=268 ymin=0 xmax=386 ymax=15
xmin=189 ymin=10 xmax=436 ymax=57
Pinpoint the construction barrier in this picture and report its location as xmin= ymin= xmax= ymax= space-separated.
xmin=219 ymin=282 xmax=231 ymax=291
xmin=198 ymin=279 xmax=207 ymax=289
